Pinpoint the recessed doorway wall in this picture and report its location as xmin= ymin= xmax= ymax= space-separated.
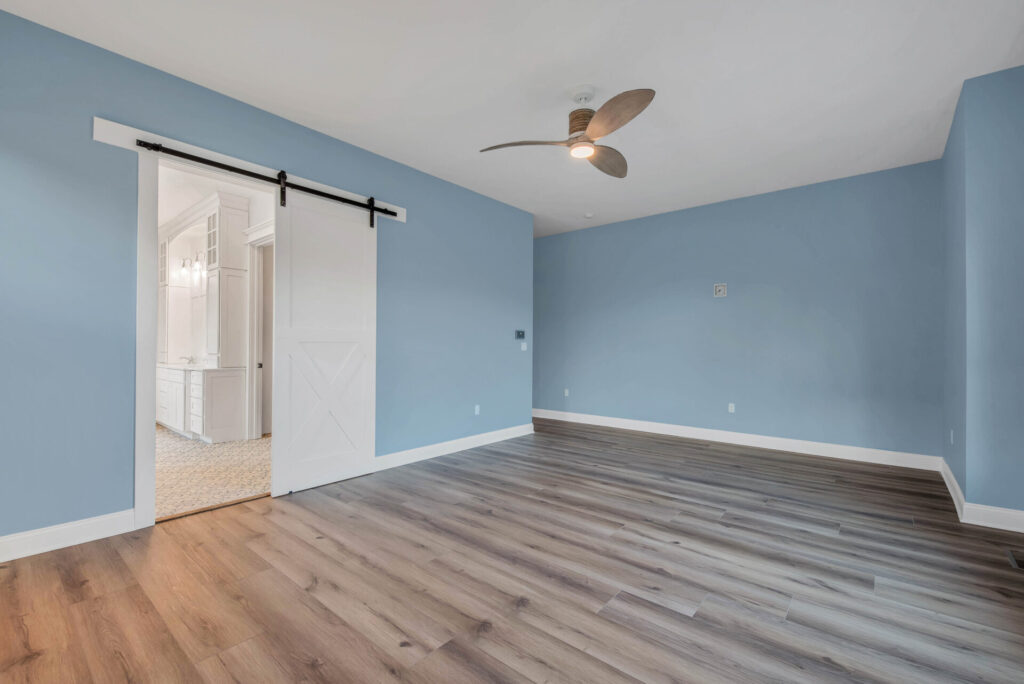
xmin=154 ymin=161 xmax=275 ymax=520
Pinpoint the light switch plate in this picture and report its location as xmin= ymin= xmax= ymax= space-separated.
xmin=714 ymin=283 xmax=727 ymax=298
xmin=521 ymin=342 xmax=528 ymax=351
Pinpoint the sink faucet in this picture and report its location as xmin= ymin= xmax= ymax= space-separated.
xmin=179 ymin=356 xmax=196 ymax=365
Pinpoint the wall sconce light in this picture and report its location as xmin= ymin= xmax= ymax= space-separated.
xmin=179 ymin=253 xmax=204 ymax=283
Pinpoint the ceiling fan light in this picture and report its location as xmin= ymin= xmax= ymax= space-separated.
xmin=570 ymin=142 xmax=595 ymax=159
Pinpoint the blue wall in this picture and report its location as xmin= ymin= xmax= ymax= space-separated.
xmin=536 ymin=64 xmax=1024 ymax=512
xmin=941 ymin=97 xmax=967 ymax=489
xmin=0 ymin=11 xmax=532 ymax=536
xmin=535 ymin=162 xmax=946 ymax=457
xmin=959 ymin=66 xmax=1024 ymax=509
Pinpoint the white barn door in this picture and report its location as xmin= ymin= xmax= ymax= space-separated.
xmin=271 ymin=192 xmax=376 ymax=495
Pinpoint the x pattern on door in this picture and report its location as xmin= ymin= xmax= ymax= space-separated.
xmin=286 ymin=337 xmax=370 ymax=465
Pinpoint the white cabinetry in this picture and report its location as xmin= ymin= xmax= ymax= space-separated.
xmin=203 ymin=197 xmax=249 ymax=271
xmin=156 ymin=366 xmax=246 ymax=443
xmin=204 ymin=194 xmax=249 ymax=368
xmin=156 ymin=287 xmax=189 ymax=366
xmin=205 ymin=272 xmax=218 ymax=358
xmin=188 ymin=369 xmax=246 ymax=443
xmin=157 ymin=240 xmax=169 ymax=363
xmin=205 ymin=268 xmax=248 ymax=368
xmin=158 ymin=240 xmax=168 ymax=285
xmin=157 ymin=285 xmax=167 ymax=363
xmin=206 ymin=213 xmax=218 ymax=269
xmin=156 ymin=368 xmax=186 ymax=434
xmin=156 ymin=192 xmax=250 ymax=441
xmin=159 ymin=192 xmax=249 ymax=369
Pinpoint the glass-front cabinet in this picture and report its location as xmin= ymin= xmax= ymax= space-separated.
xmin=205 ymin=212 xmax=218 ymax=269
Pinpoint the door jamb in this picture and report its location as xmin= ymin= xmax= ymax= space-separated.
xmin=246 ymin=234 xmax=274 ymax=440
xmin=134 ymin=153 xmax=159 ymax=529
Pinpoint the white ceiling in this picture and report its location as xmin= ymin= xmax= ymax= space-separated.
xmin=7 ymin=1 xmax=1024 ymax=236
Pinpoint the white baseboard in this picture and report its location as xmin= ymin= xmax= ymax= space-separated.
xmin=533 ymin=408 xmax=1024 ymax=535
xmin=374 ymin=423 xmax=534 ymax=471
xmin=2 ymin=423 xmax=536 ymax=564
xmin=939 ymin=459 xmax=966 ymax=520
xmin=299 ymin=422 xmax=537 ymax=490
xmin=0 ymin=509 xmax=135 ymax=563
xmin=533 ymin=409 xmax=942 ymax=470
xmin=962 ymin=503 xmax=1024 ymax=534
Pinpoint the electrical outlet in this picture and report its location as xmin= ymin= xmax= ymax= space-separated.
xmin=728 ymin=402 xmax=735 ymax=414
xmin=474 ymin=404 xmax=480 ymax=416
xmin=564 ymin=388 xmax=570 ymax=397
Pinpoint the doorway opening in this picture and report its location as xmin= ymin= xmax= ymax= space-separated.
xmin=98 ymin=118 xmax=399 ymax=528
xmin=154 ymin=161 xmax=275 ymax=521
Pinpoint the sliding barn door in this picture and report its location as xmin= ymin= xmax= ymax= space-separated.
xmin=271 ymin=192 xmax=376 ymax=495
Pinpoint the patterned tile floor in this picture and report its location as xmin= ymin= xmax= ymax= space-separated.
xmin=155 ymin=425 xmax=271 ymax=519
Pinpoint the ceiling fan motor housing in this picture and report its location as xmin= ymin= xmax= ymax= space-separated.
xmin=569 ymin=108 xmax=595 ymax=138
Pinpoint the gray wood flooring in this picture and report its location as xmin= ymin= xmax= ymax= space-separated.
xmin=2 ymin=418 xmax=1023 ymax=682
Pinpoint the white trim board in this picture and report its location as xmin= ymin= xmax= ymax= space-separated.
xmin=0 ymin=510 xmax=135 ymax=563
xmin=939 ymin=459 xmax=966 ymax=520
xmin=533 ymin=408 xmax=1024 ymax=535
xmin=962 ymin=503 xmax=1024 ymax=534
xmin=374 ymin=423 xmax=533 ymax=474
xmin=134 ymin=151 xmax=158 ymax=529
xmin=287 ymin=423 xmax=536 ymax=494
xmin=244 ymin=218 xmax=275 ymax=245
xmin=532 ymin=409 xmax=942 ymax=470
xmin=0 ymin=424 xmax=534 ymax=562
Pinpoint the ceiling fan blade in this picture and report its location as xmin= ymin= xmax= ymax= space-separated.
xmin=589 ymin=145 xmax=627 ymax=178
xmin=480 ymin=140 xmax=569 ymax=152
xmin=585 ymin=89 xmax=655 ymax=140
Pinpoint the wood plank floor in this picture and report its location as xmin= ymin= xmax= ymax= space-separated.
xmin=3 ymin=418 xmax=1024 ymax=682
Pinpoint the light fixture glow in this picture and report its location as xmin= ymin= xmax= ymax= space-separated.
xmin=570 ymin=141 xmax=595 ymax=159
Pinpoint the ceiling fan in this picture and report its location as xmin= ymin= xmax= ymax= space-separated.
xmin=480 ymin=87 xmax=655 ymax=178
